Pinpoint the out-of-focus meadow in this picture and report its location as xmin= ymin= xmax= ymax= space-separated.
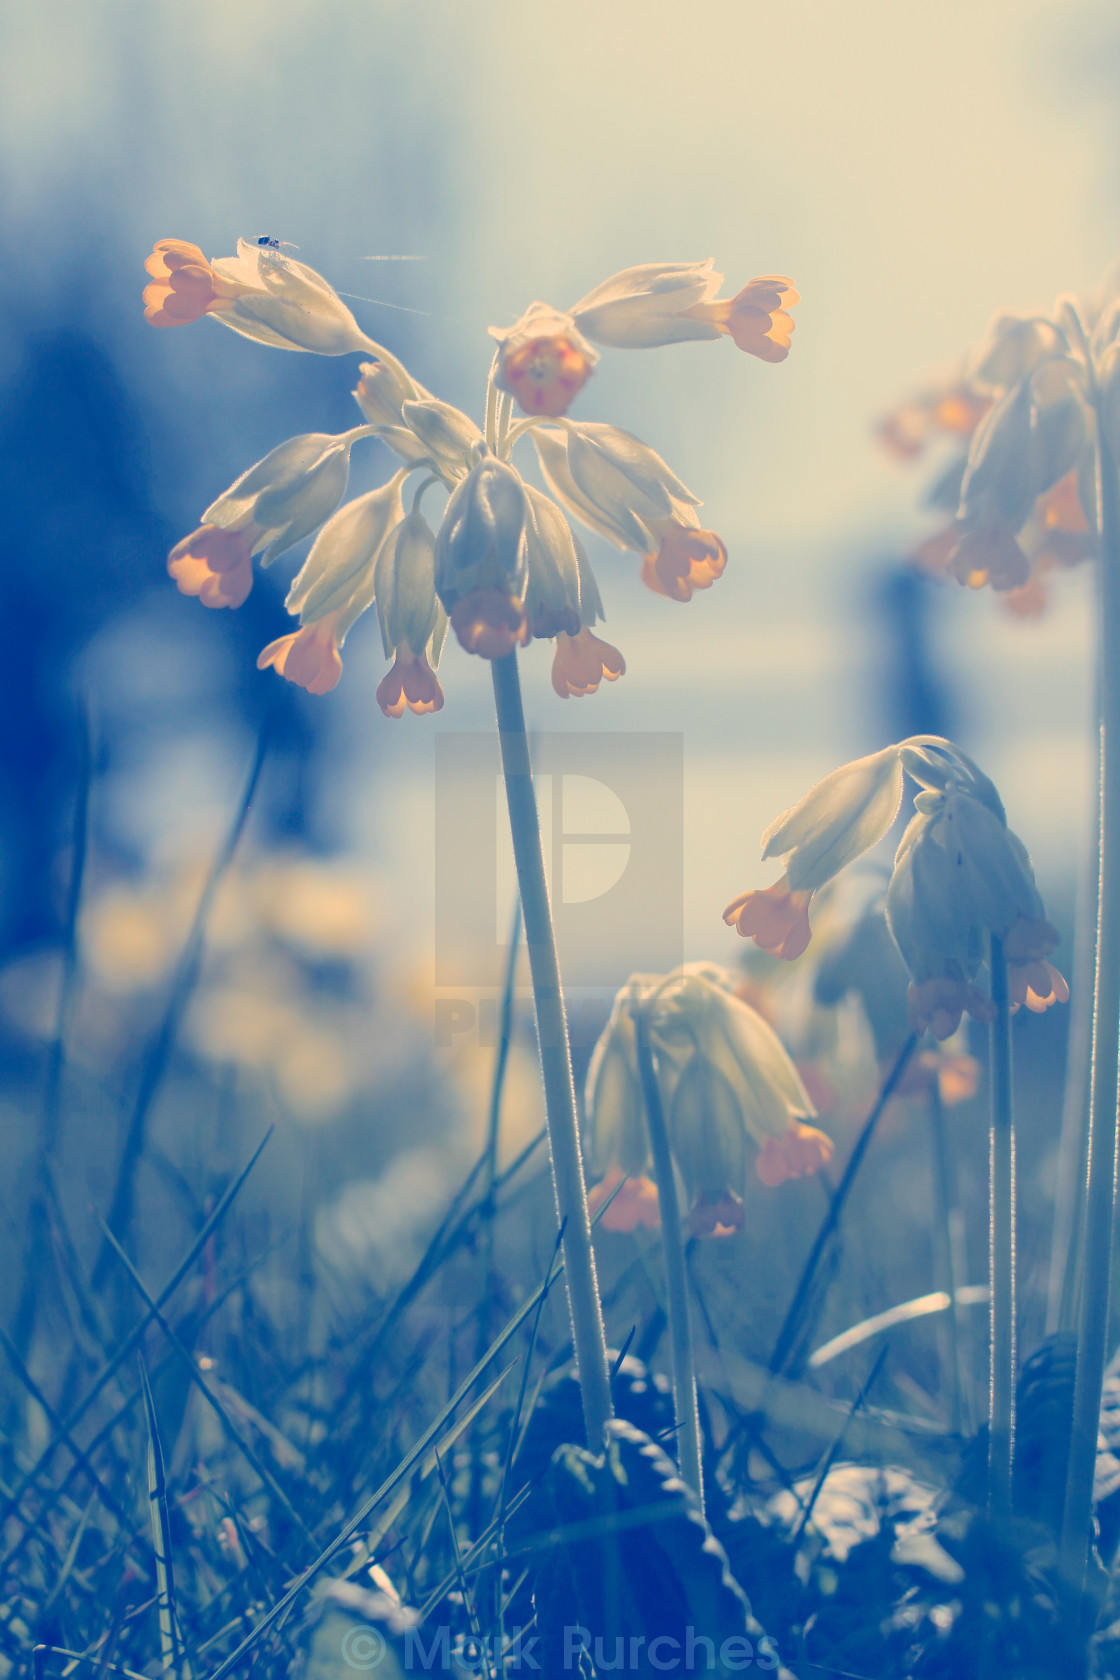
xmin=4 ymin=3 xmax=1120 ymax=1676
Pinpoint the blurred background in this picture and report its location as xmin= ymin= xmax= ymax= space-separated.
xmin=1 ymin=0 xmax=1118 ymax=1443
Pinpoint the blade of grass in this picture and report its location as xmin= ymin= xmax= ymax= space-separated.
xmin=0 ymin=1325 xmax=143 ymax=1546
xmin=99 ymin=1221 xmax=317 ymax=1551
xmin=434 ymin=1448 xmax=482 ymax=1643
xmin=11 ymin=704 xmax=94 ymax=1364
xmin=768 ymin=1033 xmax=918 ymax=1378
xmin=92 ymin=721 xmax=270 ymax=1291
xmin=791 ymin=1346 xmax=890 ymax=1549
xmin=0 ymin=1223 xmax=291 ymax=1598
xmin=139 ymin=1358 xmax=187 ymax=1680
xmin=0 ymin=1128 xmax=272 ymax=1553
xmin=335 ymin=1124 xmax=546 ymax=1428
xmin=203 ymin=1239 xmax=580 ymax=1679
xmin=357 ymin=1362 xmax=518 ymax=1562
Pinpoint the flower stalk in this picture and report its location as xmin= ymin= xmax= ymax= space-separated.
xmin=633 ymin=1016 xmax=705 ymax=1511
xmin=490 ymin=649 xmax=613 ymax=1448
xmin=1061 ymin=415 xmax=1120 ymax=1590
xmin=987 ymin=933 xmax=1015 ymax=1521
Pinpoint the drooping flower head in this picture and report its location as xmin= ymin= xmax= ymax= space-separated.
xmin=724 ymin=737 xmax=1067 ymax=1040
xmin=147 ymin=238 xmax=798 ymax=709
xmin=875 ymin=267 xmax=1120 ymax=613
xmin=585 ymin=964 xmax=833 ymax=1234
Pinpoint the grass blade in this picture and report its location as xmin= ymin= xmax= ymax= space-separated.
xmin=92 ymin=721 xmax=270 ymax=1290
xmin=139 ymin=1357 xmax=187 ymax=1679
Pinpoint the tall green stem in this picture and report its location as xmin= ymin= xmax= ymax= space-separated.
xmin=634 ymin=1018 xmax=704 ymax=1511
xmin=490 ymin=651 xmax=613 ymax=1449
xmin=1061 ymin=422 xmax=1120 ymax=1590
xmin=987 ymin=934 xmax=1015 ymax=1521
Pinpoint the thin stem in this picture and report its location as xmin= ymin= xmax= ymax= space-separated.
xmin=634 ymin=1018 xmax=704 ymax=1511
xmin=1061 ymin=419 xmax=1120 ymax=1591
xmin=501 ymin=418 xmax=543 ymax=459
xmin=355 ymin=338 xmax=423 ymax=398
xmin=490 ymin=650 xmax=613 ymax=1449
xmin=1047 ymin=793 xmax=1098 ymax=1334
xmin=927 ymin=1079 xmax=964 ymax=1435
xmin=987 ymin=934 xmax=1015 ymax=1522
xmin=484 ymin=350 xmax=501 ymax=451
xmin=469 ymin=898 xmax=521 ymax=1536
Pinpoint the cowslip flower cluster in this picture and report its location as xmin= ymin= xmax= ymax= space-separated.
xmin=145 ymin=241 xmax=798 ymax=712
xmin=724 ymin=737 xmax=1067 ymax=1039
xmin=875 ymin=266 xmax=1120 ymax=612
xmin=584 ymin=963 xmax=833 ymax=1236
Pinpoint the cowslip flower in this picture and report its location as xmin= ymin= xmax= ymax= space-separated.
xmin=585 ymin=964 xmax=833 ymax=1234
xmin=148 ymin=238 xmax=793 ymax=709
xmin=490 ymin=303 xmax=599 ymax=418
xmin=725 ymin=736 xmax=1067 ymax=1041
xmin=533 ymin=422 xmax=727 ymax=601
xmin=168 ymin=429 xmax=369 ymax=609
xmin=433 ymin=454 xmax=531 ymax=657
xmin=486 ymin=261 xmax=800 ymax=422
xmin=145 ymin=237 xmax=376 ymax=355
xmin=373 ymin=496 xmax=447 ymax=717
xmin=258 ymin=473 xmax=407 ymax=696
xmin=876 ymin=269 xmax=1120 ymax=610
xmin=723 ymin=745 xmax=905 ymax=957
xmin=486 ymin=262 xmax=795 ymax=430
xmin=570 ymin=261 xmax=799 ymax=362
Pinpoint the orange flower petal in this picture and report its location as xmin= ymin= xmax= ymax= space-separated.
xmin=449 ymin=592 xmax=531 ymax=659
xmin=257 ymin=618 xmax=344 ymax=695
xmin=168 ymin=525 xmax=256 ymax=609
xmin=723 ymin=877 xmax=813 ymax=961
xmin=376 ymin=650 xmax=445 ymax=718
xmin=551 ymin=628 xmax=626 ymax=698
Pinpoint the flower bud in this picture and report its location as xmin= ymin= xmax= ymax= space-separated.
xmin=285 ymin=474 xmax=406 ymax=623
xmin=523 ymin=485 xmax=582 ymax=638
xmin=565 ymin=423 xmax=699 ymax=552
xmin=354 ymin=360 xmax=432 ymax=463
xmin=257 ymin=474 xmax=405 ymax=697
xmin=967 ymin=313 xmax=1069 ymax=391
xmin=168 ymin=430 xmax=359 ymax=609
xmin=959 ymin=357 xmax=1089 ymax=542
xmin=434 ymin=456 xmax=530 ymax=658
xmin=374 ymin=504 xmax=439 ymax=657
xmin=761 ymin=745 xmax=905 ymax=893
xmin=533 ymin=426 xmax=637 ymax=549
xmin=489 ymin=303 xmax=598 ymax=417
xmin=373 ymin=503 xmax=446 ymax=718
xmin=885 ymin=781 xmax=1066 ymax=1037
xmin=570 ymin=261 xmax=725 ymax=348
